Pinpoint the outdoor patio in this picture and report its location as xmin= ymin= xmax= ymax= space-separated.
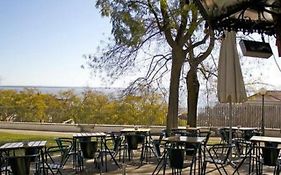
xmin=61 ymin=145 xmax=277 ymax=175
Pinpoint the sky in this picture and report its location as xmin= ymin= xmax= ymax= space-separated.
xmin=0 ymin=0 xmax=117 ymax=87
xmin=1 ymin=0 xmax=281 ymax=91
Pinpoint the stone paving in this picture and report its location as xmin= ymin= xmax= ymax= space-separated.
xmin=60 ymin=150 xmax=277 ymax=175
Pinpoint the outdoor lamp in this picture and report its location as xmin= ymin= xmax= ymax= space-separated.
xmin=259 ymin=87 xmax=267 ymax=96
xmin=194 ymin=0 xmax=281 ymax=57
xmin=259 ymin=87 xmax=267 ymax=136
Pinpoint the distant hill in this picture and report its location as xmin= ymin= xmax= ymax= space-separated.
xmin=0 ymin=86 xmax=124 ymax=96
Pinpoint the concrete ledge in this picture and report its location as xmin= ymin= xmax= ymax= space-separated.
xmin=0 ymin=122 xmax=166 ymax=133
xmin=0 ymin=122 xmax=280 ymax=136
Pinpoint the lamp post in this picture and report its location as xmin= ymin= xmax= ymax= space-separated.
xmin=259 ymin=88 xmax=267 ymax=136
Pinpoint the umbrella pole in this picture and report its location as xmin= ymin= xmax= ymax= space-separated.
xmin=229 ymin=100 xmax=233 ymax=145
xmin=229 ymin=98 xmax=233 ymax=160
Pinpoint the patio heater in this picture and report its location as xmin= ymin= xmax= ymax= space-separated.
xmin=194 ymin=0 xmax=281 ymax=57
xmin=259 ymin=88 xmax=267 ymax=136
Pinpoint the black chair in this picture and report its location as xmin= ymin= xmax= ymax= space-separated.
xmin=203 ymin=143 xmax=232 ymax=175
xmin=100 ymin=132 xmax=122 ymax=160
xmin=42 ymin=137 xmax=83 ymax=174
xmin=1 ymin=152 xmax=11 ymax=175
xmin=218 ymin=128 xmax=230 ymax=144
xmin=199 ymin=131 xmax=211 ymax=147
xmin=233 ymin=138 xmax=252 ymax=159
xmin=242 ymin=129 xmax=261 ymax=141
xmin=56 ymin=137 xmax=83 ymax=170
xmin=151 ymin=131 xmax=165 ymax=160
xmin=95 ymin=132 xmax=123 ymax=171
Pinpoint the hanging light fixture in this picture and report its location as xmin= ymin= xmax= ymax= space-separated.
xmin=194 ymin=0 xmax=281 ymax=57
xmin=239 ymin=40 xmax=273 ymax=58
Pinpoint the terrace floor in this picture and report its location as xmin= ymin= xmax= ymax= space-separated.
xmin=0 ymin=129 xmax=278 ymax=174
xmin=60 ymin=151 xmax=276 ymax=175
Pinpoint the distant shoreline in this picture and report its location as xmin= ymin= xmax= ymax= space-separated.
xmin=0 ymin=85 xmax=124 ymax=95
xmin=0 ymin=85 xmax=124 ymax=89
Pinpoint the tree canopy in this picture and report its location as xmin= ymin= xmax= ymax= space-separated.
xmin=90 ymin=0 xmax=214 ymax=129
xmin=0 ymin=89 xmax=167 ymax=125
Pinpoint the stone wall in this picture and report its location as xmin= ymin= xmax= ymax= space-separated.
xmin=0 ymin=122 xmax=280 ymax=137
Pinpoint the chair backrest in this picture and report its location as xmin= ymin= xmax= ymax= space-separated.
xmin=234 ymin=139 xmax=251 ymax=157
xmin=112 ymin=135 xmax=122 ymax=153
xmin=55 ymin=137 xmax=75 ymax=165
xmin=208 ymin=144 xmax=232 ymax=164
xmin=152 ymin=132 xmax=166 ymax=158
xmin=55 ymin=137 xmax=73 ymax=152
xmin=199 ymin=131 xmax=211 ymax=147
xmin=242 ymin=130 xmax=260 ymax=141
xmin=218 ymin=128 xmax=235 ymax=144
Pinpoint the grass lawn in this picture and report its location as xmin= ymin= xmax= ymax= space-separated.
xmin=0 ymin=131 xmax=70 ymax=146
xmin=0 ymin=130 xmax=221 ymax=147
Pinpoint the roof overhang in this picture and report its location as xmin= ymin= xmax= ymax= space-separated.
xmin=194 ymin=0 xmax=281 ymax=56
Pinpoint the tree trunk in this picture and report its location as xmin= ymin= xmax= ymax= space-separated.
xmin=166 ymin=49 xmax=185 ymax=131
xmin=187 ymin=68 xmax=199 ymax=127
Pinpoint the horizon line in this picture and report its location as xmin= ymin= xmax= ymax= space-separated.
xmin=0 ymin=85 xmax=125 ymax=89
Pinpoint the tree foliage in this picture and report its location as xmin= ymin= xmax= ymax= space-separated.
xmin=0 ymin=89 xmax=167 ymax=125
xmin=89 ymin=0 xmax=214 ymax=129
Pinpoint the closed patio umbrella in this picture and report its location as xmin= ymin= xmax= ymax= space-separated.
xmin=217 ymin=31 xmax=247 ymax=145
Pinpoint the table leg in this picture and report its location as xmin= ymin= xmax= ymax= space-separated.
xmin=72 ymin=137 xmax=79 ymax=172
xmin=41 ymin=147 xmax=46 ymax=175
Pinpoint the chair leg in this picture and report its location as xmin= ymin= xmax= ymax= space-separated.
xmin=203 ymin=162 xmax=207 ymax=174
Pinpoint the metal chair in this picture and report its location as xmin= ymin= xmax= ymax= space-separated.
xmin=151 ymin=131 xmax=165 ymax=160
xmin=42 ymin=137 xmax=83 ymax=174
xmin=96 ymin=132 xmax=123 ymax=171
xmin=218 ymin=128 xmax=233 ymax=144
xmin=242 ymin=129 xmax=261 ymax=141
xmin=100 ymin=132 xmax=122 ymax=159
xmin=203 ymin=143 xmax=232 ymax=175
xmin=1 ymin=152 xmax=11 ymax=175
